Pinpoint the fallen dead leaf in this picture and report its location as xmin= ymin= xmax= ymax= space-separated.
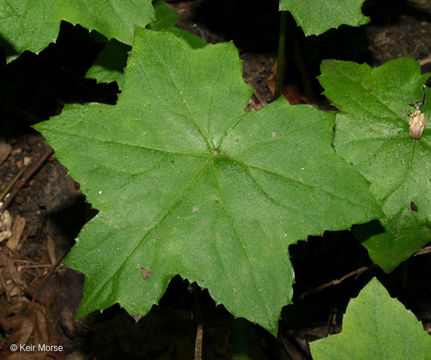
xmin=0 ymin=247 xmax=26 ymax=289
xmin=46 ymin=235 xmax=57 ymax=265
xmin=6 ymin=215 xmax=26 ymax=251
xmin=0 ymin=210 xmax=13 ymax=243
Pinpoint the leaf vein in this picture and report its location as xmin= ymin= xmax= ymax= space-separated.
xmin=210 ymin=161 xmax=273 ymax=319
xmin=234 ymin=158 xmax=375 ymax=210
xmin=87 ymin=159 xmax=212 ymax=304
xmin=45 ymin=127 xmax=210 ymax=157
xmin=147 ymin=38 xmax=213 ymax=151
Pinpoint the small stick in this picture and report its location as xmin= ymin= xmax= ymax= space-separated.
xmin=0 ymin=147 xmax=53 ymax=213
xmin=298 ymin=265 xmax=376 ymax=300
xmin=30 ymin=249 xmax=67 ymax=304
xmin=192 ymin=283 xmax=203 ymax=360
xmin=419 ymin=55 xmax=431 ymax=66
xmin=194 ymin=321 xmax=203 ymax=360
xmin=17 ymin=264 xmax=52 ymax=269
xmin=0 ymin=167 xmax=27 ymax=202
xmin=414 ymin=245 xmax=431 ymax=257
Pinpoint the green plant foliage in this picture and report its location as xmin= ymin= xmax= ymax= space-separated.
xmin=86 ymin=0 xmax=205 ymax=87
xmin=0 ymin=0 xmax=154 ymax=61
xmin=310 ymin=277 xmax=431 ymax=359
xmin=35 ymin=29 xmax=381 ymax=334
xmin=148 ymin=0 xmax=206 ymax=48
xmin=319 ymin=57 xmax=431 ymax=272
xmin=85 ymin=39 xmax=131 ymax=88
xmin=279 ymin=0 xmax=369 ymax=36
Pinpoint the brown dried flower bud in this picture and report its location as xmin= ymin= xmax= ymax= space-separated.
xmin=408 ymin=110 xmax=425 ymax=139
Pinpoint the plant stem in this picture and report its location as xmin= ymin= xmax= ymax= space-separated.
xmin=274 ymin=11 xmax=287 ymax=99
xmin=232 ymin=318 xmax=251 ymax=360
xmin=192 ymin=283 xmax=203 ymax=360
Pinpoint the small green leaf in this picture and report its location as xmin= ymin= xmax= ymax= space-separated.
xmin=310 ymin=277 xmax=431 ymax=360
xmin=149 ymin=0 xmax=181 ymax=32
xmin=319 ymin=57 xmax=431 ymax=272
xmin=85 ymin=39 xmax=131 ymax=88
xmin=148 ymin=0 xmax=206 ymax=49
xmin=0 ymin=0 xmax=154 ymax=61
xmin=36 ymin=29 xmax=381 ymax=334
xmin=279 ymin=0 xmax=369 ymax=36
xmin=86 ymin=0 xmax=205 ymax=87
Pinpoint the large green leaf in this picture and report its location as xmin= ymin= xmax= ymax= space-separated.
xmin=35 ymin=29 xmax=381 ymax=333
xmin=310 ymin=277 xmax=431 ymax=359
xmin=0 ymin=0 xmax=154 ymax=61
xmin=319 ymin=58 xmax=431 ymax=272
xmin=279 ymin=0 xmax=369 ymax=36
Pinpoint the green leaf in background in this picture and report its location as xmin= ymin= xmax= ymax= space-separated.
xmin=85 ymin=39 xmax=131 ymax=88
xmin=310 ymin=277 xmax=431 ymax=359
xmin=0 ymin=0 xmax=154 ymax=61
xmin=279 ymin=0 xmax=369 ymax=36
xmin=148 ymin=0 xmax=206 ymax=48
xmin=35 ymin=29 xmax=381 ymax=334
xmin=86 ymin=0 xmax=206 ymax=88
xmin=319 ymin=58 xmax=431 ymax=272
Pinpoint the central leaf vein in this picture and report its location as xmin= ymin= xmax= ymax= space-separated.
xmin=210 ymin=160 xmax=273 ymax=319
xmin=233 ymin=157 xmax=374 ymax=210
xmin=46 ymin=127 xmax=211 ymax=157
xmin=148 ymin=39 xmax=213 ymax=152
xmin=244 ymin=166 xmax=317 ymax=226
xmin=333 ymin=66 xmax=407 ymax=121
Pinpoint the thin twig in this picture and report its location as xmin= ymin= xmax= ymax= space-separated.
xmin=194 ymin=322 xmax=203 ymax=360
xmin=419 ymin=55 xmax=431 ymax=66
xmin=30 ymin=249 xmax=67 ymax=304
xmin=0 ymin=147 xmax=53 ymax=213
xmin=414 ymin=245 xmax=431 ymax=257
xmin=0 ymin=166 xmax=27 ymax=202
xmin=17 ymin=264 xmax=52 ymax=269
xmin=192 ymin=283 xmax=203 ymax=360
xmin=298 ymin=265 xmax=376 ymax=300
